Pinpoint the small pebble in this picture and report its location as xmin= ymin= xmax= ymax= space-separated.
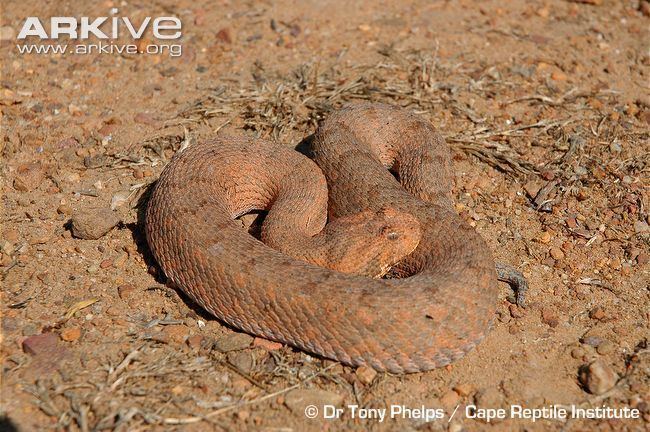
xmin=571 ymin=347 xmax=585 ymax=359
xmin=355 ymin=366 xmax=377 ymax=385
xmin=540 ymin=170 xmax=555 ymax=181
xmin=71 ymin=208 xmax=120 ymax=240
xmin=252 ymin=337 xmax=283 ymax=351
xmin=214 ymin=333 xmax=253 ymax=352
xmin=187 ymin=334 xmax=203 ymax=349
xmin=13 ymin=162 xmax=44 ymax=192
xmin=565 ymin=217 xmax=578 ymax=229
xmin=154 ymin=324 xmax=189 ymax=345
xmin=509 ymin=304 xmax=525 ymax=318
xmin=215 ymin=28 xmax=232 ymax=44
xmin=113 ymin=252 xmax=128 ymax=268
xmin=579 ymin=360 xmax=617 ymax=395
xmin=60 ymin=327 xmax=82 ymax=342
xmin=227 ymin=351 xmax=254 ymax=373
xmin=22 ymin=332 xmax=69 ymax=370
xmin=230 ymin=376 xmax=252 ymax=393
xmin=0 ymin=26 xmax=15 ymax=41
xmin=549 ymin=247 xmax=565 ymax=260
xmin=117 ymin=284 xmax=137 ymax=299
xmin=634 ymin=221 xmax=649 ymax=234
xmin=576 ymin=190 xmax=588 ymax=201
xmin=581 ymin=336 xmax=604 ymax=347
xmin=22 ymin=323 xmax=39 ymax=336
xmin=541 ymin=307 xmax=559 ymax=328
xmin=23 ymin=333 xmax=60 ymax=355
xmin=1 ymin=241 xmax=14 ymax=256
xmin=453 ymin=383 xmax=474 ymax=397
xmin=523 ymin=181 xmax=542 ymax=199
xmin=133 ymin=112 xmax=160 ymax=127
xmin=68 ymin=103 xmax=83 ymax=116
xmin=3 ymin=229 xmax=19 ymax=243
xmin=589 ymin=306 xmax=606 ymax=321
xmin=440 ymin=390 xmax=460 ymax=410
xmin=596 ymin=340 xmax=614 ymax=355
xmin=1 ymin=88 xmax=20 ymax=105
xmin=284 ymin=389 xmax=343 ymax=415
xmin=57 ymin=204 xmax=73 ymax=215
xmin=639 ymin=0 xmax=650 ymax=17
xmin=97 ymin=123 xmax=118 ymax=137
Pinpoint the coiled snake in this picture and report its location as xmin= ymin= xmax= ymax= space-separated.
xmin=145 ymin=103 xmax=526 ymax=373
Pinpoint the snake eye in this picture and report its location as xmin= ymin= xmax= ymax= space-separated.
xmin=386 ymin=232 xmax=400 ymax=240
xmin=381 ymin=226 xmax=400 ymax=240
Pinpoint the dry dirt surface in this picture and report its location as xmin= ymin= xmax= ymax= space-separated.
xmin=1 ymin=0 xmax=649 ymax=431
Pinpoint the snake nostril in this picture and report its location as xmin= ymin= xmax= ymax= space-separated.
xmin=386 ymin=232 xmax=400 ymax=240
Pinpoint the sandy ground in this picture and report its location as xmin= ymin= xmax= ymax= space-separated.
xmin=1 ymin=0 xmax=649 ymax=430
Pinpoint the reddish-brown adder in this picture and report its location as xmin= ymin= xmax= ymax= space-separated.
xmin=145 ymin=103 xmax=526 ymax=373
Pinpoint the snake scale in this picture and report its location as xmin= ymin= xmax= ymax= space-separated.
xmin=145 ymin=103 xmax=515 ymax=373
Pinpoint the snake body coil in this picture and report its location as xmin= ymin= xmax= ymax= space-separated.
xmin=145 ymin=103 xmax=498 ymax=373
